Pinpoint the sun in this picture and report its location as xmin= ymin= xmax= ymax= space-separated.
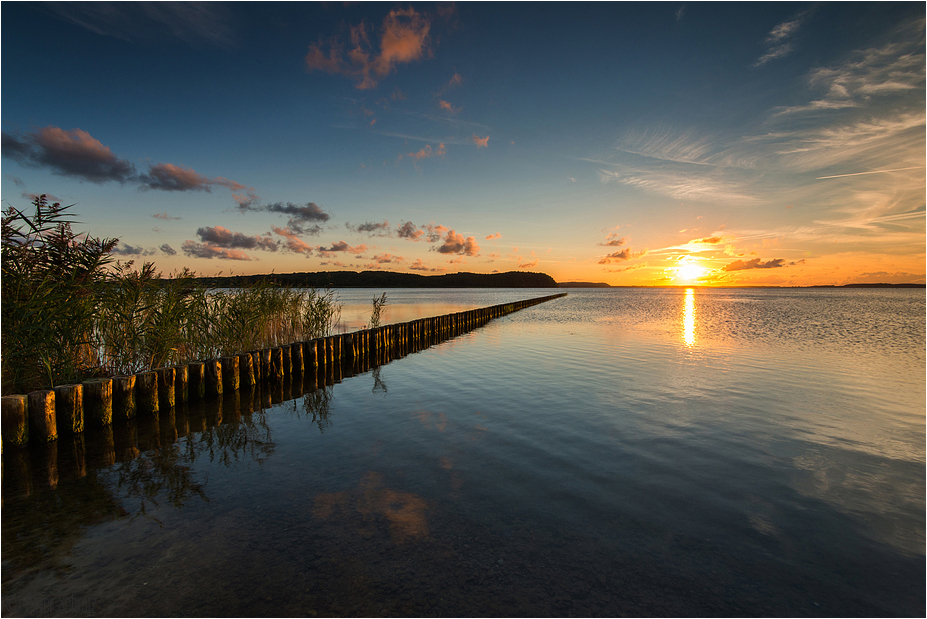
xmin=676 ymin=258 xmax=706 ymax=282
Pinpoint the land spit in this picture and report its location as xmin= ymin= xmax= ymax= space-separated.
xmin=1 ymin=294 xmax=566 ymax=449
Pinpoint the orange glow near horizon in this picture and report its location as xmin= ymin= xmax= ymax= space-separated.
xmin=675 ymin=256 xmax=707 ymax=284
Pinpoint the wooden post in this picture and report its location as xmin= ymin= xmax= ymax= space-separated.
xmin=53 ymin=384 xmax=83 ymax=435
xmin=186 ymin=362 xmax=205 ymax=400
xmin=281 ymin=345 xmax=292 ymax=378
xmin=205 ymin=359 xmax=223 ymax=396
xmin=2 ymin=394 xmax=29 ymax=448
xmin=174 ymin=365 xmax=189 ymax=403
xmin=261 ymin=349 xmax=273 ymax=381
xmin=84 ymin=378 xmax=113 ymax=428
xmin=112 ymin=375 xmax=137 ymax=420
xmin=156 ymin=367 xmax=176 ymax=409
xmin=250 ymin=351 xmax=262 ymax=383
xmin=239 ymin=353 xmax=256 ymax=387
xmin=291 ymin=342 xmax=304 ymax=375
xmin=136 ymin=371 xmax=159 ymax=415
xmin=270 ymin=347 xmax=285 ymax=381
xmin=28 ymin=390 xmax=57 ymax=442
xmin=305 ymin=340 xmax=318 ymax=369
xmin=221 ymin=356 xmax=240 ymax=391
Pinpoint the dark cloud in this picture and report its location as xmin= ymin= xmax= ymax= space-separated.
xmin=196 ymin=225 xmax=278 ymax=251
xmin=240 ymin=201 xmax=330 ymax=235
xmin=181 ymin=241 xmax=253 ymax=261
xmin=316 ymin=241 xmax=367 ymax=254
xmin=2 ymin=127 xmax=136 ymax=183
xmin=153 ymin=212 xmax=182 ymax=220
xmin=598 ymin=248 xmax=647 ymax=264
xmin=111 ymin=243 xmax=156 ymax=256
xmin=600 ymin=234 xmax=626 ymax=247
xmin=722 ymin=258 xmax=789 ymax=271
xmin=435 ymin=230 xmax=479 ymax=256
xmin=159 ymin=243 xmax=177 ymax=256
xmin=695 ymin=236 xmax=723 ymax=244
xmin=348 ymin=220 xmax=391 ymax=236
xmin=397 ymin=221 xmax=425 ymax=240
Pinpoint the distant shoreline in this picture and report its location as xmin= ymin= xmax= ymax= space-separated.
xmin=558 ymin=282 xmax=926 ymax=289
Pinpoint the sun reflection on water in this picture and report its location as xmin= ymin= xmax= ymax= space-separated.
xmin=683 ymin=288 xmax=695 ymax=347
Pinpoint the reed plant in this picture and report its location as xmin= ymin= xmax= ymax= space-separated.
xmin=2 ymin=197 xmax=342 ymax=393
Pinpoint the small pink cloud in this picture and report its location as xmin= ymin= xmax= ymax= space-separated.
xmin=485 ymin=232 xmax=501 ymax=240
xmin=471 ymin=134 xmax=489 ymax=148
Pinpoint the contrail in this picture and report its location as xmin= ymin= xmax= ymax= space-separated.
xmin=816 ymin=166 xmax=922 ymax=180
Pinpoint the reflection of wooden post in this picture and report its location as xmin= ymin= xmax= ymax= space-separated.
xmin=28 ymin=390 xmax=57 ymax=442
xmin=156 ymin=367 xmax=176 ymax=410
xmin=174 ymin=365 xmax=189 ymax=403
xmin=2 ymin=395 xmax=29 ymax=448
xmin=39 ymin=441 xmax=59 ymax=489
xmin=221 ymin=356 xmax=240 ymax=392
xmin=55 ymin=384 xmax=83 ymax=435
xmin=113 ymin=420 xmax=140 ymax=462
xmin=136 ymin=371 xmax=159 ymax=415
xmin=112 ymin=375 xmax=137 ymax=420
xmin=187 ymin=363 xmax=206 ymax=400
xmin=84 ymin=378 xmax=113 ymax=428
xmin=66 ymin=434 xmax=88 ymax=479
xmin=205 ymin=359 xmax=223 ymax=396
xmin=94 ymin=425 xmax=116 ymax=467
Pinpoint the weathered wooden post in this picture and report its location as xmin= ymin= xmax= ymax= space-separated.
xmin=261 ymin=349 xmax=273 ymax=382
xmin=281 ymin=345 xmax=292 ymax=378
xmin=136 ymin=371 xmax=159 ymax=415
xmin=239 ymin=353 xmax=256 ymax=387
xmin=316 ymin=339 xmax=326 ymax=371
xmin=291 ymin=342 xmax=304 ymax=375
xmin=156 ymin=367 xmax=176 ymax=410
xmin=84 ymin=378 xmax=113 ymax=428
xmin=332 ymin=336 xmax=341 ymax=364
xmin=112 ymin=375 xmax=137 ymax=420
xmin=249 ymin=351 xmax=262 ymax=384
xmin=221 ymin=356 xmax=240 ymax=392
xmin=174 ymin=365 xmax=189 ymax=403
xmin=187 ymin=362 xmax=206 ymax=400
xmin=54 ymin=384 xmax=83 ymax=435
xmin=270 ymin=347 xmax=285 ymax=381
xmin=2 ymin=395 xmax=29 ymax=448
xmin=305 ymin=340 xmax=318 ymax=370
xmin=205 ymin=359 xmax=223 ymax=396
xmin=28 ymin=390 xmax=57 ymax=442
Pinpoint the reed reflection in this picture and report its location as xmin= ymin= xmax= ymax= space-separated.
xmin=683 ymin=288 xmax=696 ymax=347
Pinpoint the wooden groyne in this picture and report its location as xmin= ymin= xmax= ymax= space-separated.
xmin=1 ymin=293 xmax=566 ymax=449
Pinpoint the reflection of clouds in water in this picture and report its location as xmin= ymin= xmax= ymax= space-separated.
xmin=414 ymin=410 xmax=447 ymax=432
xmin=313 ymin=472 xmax=430 ymax=543
xmin=791 ymin=449 xmax=924 ymax=555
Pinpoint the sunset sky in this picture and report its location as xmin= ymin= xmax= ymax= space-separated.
xmin=2 ymin=2 xmax=924 ymax=286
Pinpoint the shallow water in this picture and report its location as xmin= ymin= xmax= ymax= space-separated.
xmin=2 ymin=287 xmax=924 ymax=617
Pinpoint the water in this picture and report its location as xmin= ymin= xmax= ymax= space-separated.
xmin=2 ymin=287 xmax=924 ymax=617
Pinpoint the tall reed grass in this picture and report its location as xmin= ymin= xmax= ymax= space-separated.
xmin=2 ymin=196 xmax=341 ymax=393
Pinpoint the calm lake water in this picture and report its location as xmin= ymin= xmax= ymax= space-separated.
xmin=2 ymin=287 xmax=924 ymax=617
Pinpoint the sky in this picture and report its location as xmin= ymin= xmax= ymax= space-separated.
xmin=2 ymin=2 xmax=924 ymax=286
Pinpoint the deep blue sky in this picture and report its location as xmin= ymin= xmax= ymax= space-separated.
xmin=2 ymin=2 xmax=923 ymax=284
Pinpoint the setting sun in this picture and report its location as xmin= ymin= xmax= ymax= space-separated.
xmin=676 ymin=259 xmax=706 ymax=282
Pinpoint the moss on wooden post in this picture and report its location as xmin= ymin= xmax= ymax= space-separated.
xmin=54 ymin=384 xmax=83 ymax=435
xmin=2 ymin=394 xmax=29 ymax=448
xmin=28 ymin=390 xmax=57 ymax=442
xmin=84 ymin=378 xmax=113 ymax=428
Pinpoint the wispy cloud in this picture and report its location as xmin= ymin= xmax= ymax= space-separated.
xmin=152 ymin=212 xmax=182 ymax=220
xmin=755 ymin=10 xmax=810 ymax=67
xmin=239 ymin=201 xmax=331 ymax=235
xmin=471 ymin=134 xmax=489 ymax=148
xmin=44 ymin=2 xmax=236 ymax=48
xmin=347 ymin=220 xmax=391 ymax=236
xmin=438 ymin=100 xmax=461 ymax=114
xmin=196 ymin=225 xmax=277 ymax=252
xmin=182 ymin=241 xmax=253 ymax=261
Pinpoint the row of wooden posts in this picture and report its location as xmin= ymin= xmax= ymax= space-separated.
xmin=1 ymin=294 xmax=567 ymax=450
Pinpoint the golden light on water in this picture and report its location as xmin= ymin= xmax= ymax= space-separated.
xmin=683 ymin=288 xmax=695 ymax=347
